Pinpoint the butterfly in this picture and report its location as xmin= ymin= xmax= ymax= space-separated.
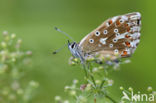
xmin=55 ymin=12 xmax=141 ymax=63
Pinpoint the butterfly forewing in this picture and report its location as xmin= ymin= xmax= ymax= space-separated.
xmin=79 ymin=12 xmax=141 ymax=59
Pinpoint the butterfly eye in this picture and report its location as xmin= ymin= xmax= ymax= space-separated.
xmin=119 ymin=19 xmax=124 ymax=23
xmin=103 ymin=30 xmax=108 ymax=35
xmin=95 ymin=31 xmax=100 ymax=36
xmin=89 ymin=39 xmax=94 ymax=43
xmin=71 ymin=42 xmax=76 ymax=48
xmin=114 ymin=49 xmax=119 ymax=54
xmin=114 ymin=29 xmax=118 ymax=33
xmin=109 ymin=44 xmax=113 ymax=48
xmin=116 ymin=33 xmax=120 ymax=37
xmin=113 ymin=38 xmax=118 ymax=43
xmin=137 ymin=20 xmax=141 ymax=25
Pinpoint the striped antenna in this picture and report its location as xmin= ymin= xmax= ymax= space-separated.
xmin=54 ymin=27 xmax=74 ymax=41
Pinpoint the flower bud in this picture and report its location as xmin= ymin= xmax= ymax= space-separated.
xmin=69 ymin=61 xmax=76 ymax=66
xmin=26 ymin=51 xmax=32 ymax=56
xmin=55 ymin=96 xmax=61 ymax=101
xmin=17 ymin=88 xmax=23 ymax=95
xmin=3 ymin=31 xmax=8 ymax=36
xmin=64 ymin=86 xmax=70 ymax=91
xmin=120 ymin=86 xmax=124 ymax=90
xmin=64 ymin=100 xmax=69 ymax=103
xmin=86 ymin=56 xmax=94 ymax=62
xmin=73 ymin=79 xmax=78 ymax=84
xmin=95 ymin=80 xmax=101 ymax=85
xmin=80 ymin=84 xmax=87 ymax=91
xmin=17 ymin=39 xmax=22 ymax=44
xmin=152 ymin=91 xmax=156 ymax=95
xmin=11 ymin=33 xmax=16 ymax=39
xmin=12 ymin=58 xmax=16 ymax=62
xmin=73 ymin=58 xmax=78 ymax=62
xmin=98 ymin=66 xmax=104 ymax=70
xmin=70 ymin=90 xmax=76 ymax=96
xmin=128 ymin=87 xmax=133 ymax=92
xmin=1 ymin=42 xmax=7 ymax=48
xmin=147 ymin=86 xmax=152 ymax=92
xmin=108 ymin=80 xmax=114 ymax=86
xmin=92 ymin=67 xmax=98 ymax=73
xmin=124 ymin=59 xmax=131 ymax=63
xmin=86 ymin=84 xmax=91 ymax=91
xmin=29 ymin=80 xmax=39 ymax=88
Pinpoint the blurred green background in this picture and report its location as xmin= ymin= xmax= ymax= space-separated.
xmin=0 ymin=0 xmax=155 ymax=102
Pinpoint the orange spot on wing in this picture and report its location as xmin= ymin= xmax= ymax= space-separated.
xmin=109 ymin=20 xmax=113 ymax=25
xmin=116 ymin=20 xmax=120 ymax=25
xmin=124 ymin=23 xmax=129 ymax=27
xmin=125 ymin=34 xmax=131 ymax=38
xmin=121 ymin=51 xmax=127 ymax=56
xmin=125 ymin=42 xmax=131 ymax=47
xmin=127 ymin=27 xmax=130 ymax=32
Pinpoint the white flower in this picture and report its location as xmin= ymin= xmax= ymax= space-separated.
xmin=64 ymin=100 xmax=69 ymax=103
xmin=108 ymin=80 xmax=114 ymax=86
xmin=147 ymin=86 xmax=152 ymax=92
xmin=124 ymin=59 xmax=131 ymax=63
xmin=1 ymin=42 xmax=7 ymax=48
xmin=11 ymin=33 xmax=16 ymax=39
xmin=128 ymin=87 xmax=133 ymax=92
xmin=70 ymin=90 xmax=76 ymax=96
xmin=17 ymin=39 xmax=22 ymax=44
xmin=120 ymin=86 xmax=124 ymax=90
xmin=54 ymin=96 xmax=61 ymax=101
xmin=73 ymin=79 xmax=78 ymax=84
xmin=92 ymin=67 xmax=98 ymax=72
xmin=64 ymin=86 xmax=70 ymax=90
xmin=3 ymin=31 xmax=8 ymax=36
xmin=95 ymin=80 xmax=101 ymax=84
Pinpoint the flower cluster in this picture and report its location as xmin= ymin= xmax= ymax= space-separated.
xmin=55 ymin=55 xmax=131 ymax=103
xmin=55 ymin=79 xmax=88 ymax=103
xmin=0 ymin=31 xmax=39 ymax=103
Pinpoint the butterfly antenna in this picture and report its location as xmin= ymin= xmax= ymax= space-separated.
xmin=52 ymin=43 xmax=68 ymax=54
xmin=54 ymin=27 xmax=74 ymax=41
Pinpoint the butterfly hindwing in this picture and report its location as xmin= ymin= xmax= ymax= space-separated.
xmin=79 ymin=12 xmax=141 ymax=59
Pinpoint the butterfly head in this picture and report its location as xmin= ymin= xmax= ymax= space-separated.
xmin=68 ymin=40 xmax=85 ymax=62
xmin=68 ymin=40 xmax=78 ymax=56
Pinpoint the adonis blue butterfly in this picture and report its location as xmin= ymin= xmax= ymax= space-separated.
xmin=54 ymin=12 xmax=141 ymax=63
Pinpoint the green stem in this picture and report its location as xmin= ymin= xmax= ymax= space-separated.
xmin=87 ymin=63 xmax=96 ymax=87
xmin=90 ymin=74 xmax=96 ymax=87
xmin=82 ymin=64 xmax=88 ymax=78
xmin=100 ymin=79 xmax=106 ymax=89
xmin=105 ymin=94 xmax=117 ymax=103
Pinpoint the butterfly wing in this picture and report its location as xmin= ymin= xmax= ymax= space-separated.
xmin=79 ymin=12 xmax=141 ymax=59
